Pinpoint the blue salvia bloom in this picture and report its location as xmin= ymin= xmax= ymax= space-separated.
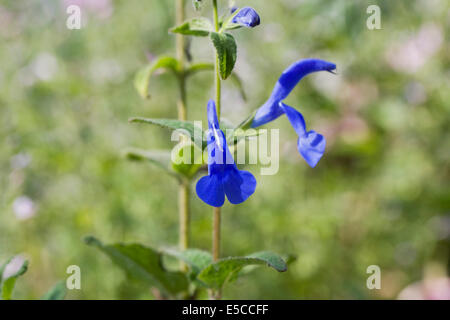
xmin=251 ymin=59 xmax=336 ymax=168
xmin=232 ymin=7 xmax=261 ymax=28
xmin=196 ymin=100 xmax=257 ymax=207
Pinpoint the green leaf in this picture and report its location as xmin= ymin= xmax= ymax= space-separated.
xmin=210 ymin=32 xmax=237 ymax=80
xmin=162 ymin=249 xmax=212 ymax=276
xmin=134 ymin=56 xmax=179 ymax=99
xmin=185 ymin=62 xmax=214 ymax=76
xmin=124 ymin=148 xmax=181 ymax=180
xmin=170 ymin=18 xmax=213 ymax=37
xmin=247 ymin=251 xmax=288 ymax=271
xmin=1 ymin=258 xmax=28 ymax=300
xmin=129 ymin=117 xmax=206 ymax=150
xmin=85 ymin=236 xmax=188 ymax=296
xmin=197 ymin=252 xmax=287 ymax=289
xmin=41 ymin=281 xmax=66 ymax=300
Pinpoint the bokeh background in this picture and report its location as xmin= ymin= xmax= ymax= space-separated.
xmin=0 ymin=0 xmax=449 ymax=299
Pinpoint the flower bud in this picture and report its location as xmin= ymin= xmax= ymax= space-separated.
xmin=232 ymin=7 xmax=260 ymax=28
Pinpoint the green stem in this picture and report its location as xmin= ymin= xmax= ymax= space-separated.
xmin=179 ymin=181 xmax=190 ymax=250
xmin=175 ymin=0 xmax=190 ymax=264
xmin=212 ymin=0 xmax=222 ymax=300
xmin=212 ymin=0 xmax=221 ymax=262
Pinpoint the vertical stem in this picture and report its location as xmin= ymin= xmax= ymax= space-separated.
xmin=211 ymin=0 xmax=222 ymax=299
xmin=212 ymin=207 xmax=221 ymax=261
xmin=212 ymin=0 xmax=222 ymax=265
xmin=212 ymin=0 xmax=221 ymax=117
xmin=176 ymin=0 xmax=186 ymax=76
xmin=175 ymin=0 xmax=190 ymax=263
xmin=179 ymin=181 xmax=190 ymax=250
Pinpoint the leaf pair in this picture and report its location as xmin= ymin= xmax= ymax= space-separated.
xmin=170 ymin=17 xmax=237 ymax=80
xmin=125 ymin=145 xmax=203 ymax=181
xmin=125 ymin=117 xmax=262 ymax=181
xmin=86 ymin=236 xmax=288 ymax=295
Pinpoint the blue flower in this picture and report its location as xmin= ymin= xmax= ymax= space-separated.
xmin=251 ymin=58 xmax=336 ymax=167
xmin=196 ymin=100 xmax=257 ymax=207
xmin=231 ymin=7 xmax=261 ymax=28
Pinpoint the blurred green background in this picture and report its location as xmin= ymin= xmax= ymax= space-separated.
xmin=0 ymin=0 xmax=449 ymax=299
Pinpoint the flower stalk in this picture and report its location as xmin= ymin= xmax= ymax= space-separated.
xmin=175 ymin=0 xmax=190 ymax=265
xmin=212 ymin=0 xmax=222 ymax=300
xmin=212 ymin=0 xmax=221 ymax=264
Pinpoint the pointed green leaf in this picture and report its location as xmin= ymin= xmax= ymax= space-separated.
xmin=134 ymin=56 xmax=179 ymax=99
xmin=1 ymin=258 xmax=28 ymax=300
xmin=41 ymin=281 xmax=66 ymax=300
xmin=197 ymin=252 xmax=287 ymax=289
xmin=185 ymin=62 xmax=214 ymax=76
xmin=170 ymin=18 xmax=213 ymax=37
xmin=124 ymin=148 xmax=181 ymax=179
xmin=85 ymin=236 xmax=188 ymax=296
xmin=163 ymin=249 xmax=213 ymax=276
xmin=210 ymin=32 xmax=237 ymax=80
xmin=129 ymin=117 xmax=206 ymax=150
xmin=247 ymin=252 xmax=288 ymax=271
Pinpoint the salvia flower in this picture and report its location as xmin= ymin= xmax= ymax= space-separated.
xmin=251 ymin=58 xmax=336 ymax=168
xmin=232 ymin=7 xmax=261 ymax=28
xmin=196 ymin=100 xmax=257 ymax=207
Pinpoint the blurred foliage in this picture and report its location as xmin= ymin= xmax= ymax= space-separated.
xmin=0 ymin=0 xmax=449 ymax=299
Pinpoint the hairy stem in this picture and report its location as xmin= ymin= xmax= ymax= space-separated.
xmin=212 ymin=0 xmax=222 ymax=263
xmin=175 ymin=0 xmax=190 ymax=266
xmin=179 ymin=181 xmax=190 ymax=250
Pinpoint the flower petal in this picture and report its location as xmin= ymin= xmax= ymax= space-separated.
xmin=280 ymin=103 xmax=306 ymax=137
xmin=207 ymin=99 xmax=220 ymax=130
xmin=206 ymin=100 xmax=235 ymax=176
xmin=232 ymin=7 xmax=260 ymax=28
xmin=251 ymin=97 xmax=286 ymax=128
xmin=252 ymin=59 xmax=336 ymax=128
xmin=222 ymin=168 xmax=257 ymax=205
xmin=196 ymin=174 xmax=225 ymax=207
xmin=282 ymin=103 xmax=326 ymax=167
xmin=275 ymin=59 xmax=336 ymax=101
xmin=297 ymin=130 xmax=326 ymax=168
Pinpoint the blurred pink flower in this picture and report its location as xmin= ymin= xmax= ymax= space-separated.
xmin=13 ymin=196 xmax=36 ymax=221
xmin=385 ymin=24 xmax=443 ymax=74
xmin=63 ymin=0 xmax=113 ymax=19
xmin=398 ymin=277 xmax=450 ymax=300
